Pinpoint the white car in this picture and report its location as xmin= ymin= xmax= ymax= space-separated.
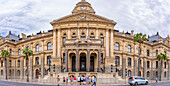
xmin=128 ymin=76 xmax=149 ymax=86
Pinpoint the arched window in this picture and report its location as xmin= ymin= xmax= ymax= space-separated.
xmin=1 ymin=70 xmax=3 ymax=75
xmin=10 ymin=49 xmax=12 ymax=55
xmin=18 ymin=49 xmax=20 ymax=55
xmin=147 ymin=71 xmax=150 ymax=77
xmin=147 ymin=50 xmax=150 ymax=56
xmin=18 ymin=60 xmax=20 ymax=67
xmin=128 ymin=45 xmax=131 ymax=52
xmin=147 ymin=61 xmax=150 ymax=68
xmin=63 ymin=37 xmax=66 ymax=47
xmin=128 ymin=70 xmax=131 ymax=77
xmin=9 ymin=70 xmax=12 ymax=76
xmin=101 ymin=53 xmax=103 ymax=63
xmin=115 ymin=56 xmax=120 ymax=66
xmin=164 ymin=71 xmax=166 ymax=77
xmin=47 ymin=56 xmax=51 ymax=65
xmin=17 ymin=70 xmax=20 ymax=76
xmin=35 ymin=57 xmax=39 ymax=65
xmin=115 ymin=42 xmax=120 ymax=50
xmin=156 ymin=50 xmax=158 ymax=56
xmin=100 ymin=37 xmax=104 ymax=47
xmin=164 ymin=62 xmax=166 ymax=68
xmin=47 ymin=42 xmax=52 ymax=50
xmin=36 ymin=44 xmax=39 ymax=52
xmin=128 ymin=58 xmax=131 ymax=66
xmin=0 ymin=61 xmax=2 ymax=67
xmin=63 ymin=53 xmax=65 ymax=63
xmin=9 ymin=60 xmax=11 ymax=67
xmin=138 ymin=47 xmax=141 ymax=54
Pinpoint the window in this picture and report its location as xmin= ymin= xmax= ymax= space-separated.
xmin=127 ymin=45 xmax=131 ymax=52
xmin=9 ymin=70 xmax=11 ymax=76
xmin=128 ymin=70 xmax=131 ymax=77
xmin=164 ymin=71 xmax=166 ymax=77
xmin=47 ymin=42 xmax=52 ymax=50
xmin=115 ymin=42 xmax=120 ymax=50
xmin=147 ymin=61 xmax=150 ymax=68
xmin=156 ymin=50 xmax=158 ymax=56
xmin=91 ymin=33 xmax=94 ymax=35
xmin=115 ymin=56 xmax=120 ymax=65
xmin=18 ymin=49 xmax=20 ymax=55
xmin=164 ymin=62 xmax=166 ymax=68
xmin=100 ymin=38 xmax=104 ymax=47
xmin=72 ymin=37 xmax=76 ymax=39
xmin=35 ymin=57 xmax=39 ymax=65
xmin=82 ymin=32 xmax=85 ymax=35
xmin=156 ymin=71 xmax=158 ymax=77
xmin=63 ymin=37 xmax=66 ymax=47
xmin=9 ymin=60 xmax=11 ymax=67
xmin=147 ymin=50 xmax=150 ymax=56
xmin=100 ymin=33 xmax=103 ymax=36
xmin=26 ymin=46 xmax=29 ymax=49
xmin=165 ymin=51 xmax=167 ymax=55
xmin=47 ymin=56 xmax=51 ymax=65
xmin=36 ymin=44 xmax=40 ymax=52
xmin=10 ymin=49 xmax=12 ymax=55
xmin=1 ymin=61 xmax=3 ymax=67
xmin=72 ymin=33 xmax=76 ymax=35
xmin=128 ymin=58 xmax=131 ymax=66
xmin=156 ymin=61 xmax=158 ymax=68
xmin=1 ymin=70 xmax=3 ymax=75
xmin=18 ymin=60 xmax=20 ymax=67
xmin=138 ymin=47 xmax=141 ymax=54
xmin=81 ymin=36 xmax=86 ymax=39
xmin=63 ymin=33 xmax=66 ymax=36
xmin=101 ymin=53 xmax=103 ymax=63
xmin=147 ymin=71 xmax=150 ymax=77
xmin=90 ymin=37 xmax=95 ymax=39
xmin=63 ymin=53 xmax=65 ymax=63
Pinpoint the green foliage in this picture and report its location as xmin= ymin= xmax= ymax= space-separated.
xmin=157 ymin=53 xmax=167 ymax=61
xmin=1 ymin=50 xmax=11 ymax=58
xmin=134 ymin=33 xmax=148 ymax=44
xmin=22 ymin=48 xmax=33 ymax=58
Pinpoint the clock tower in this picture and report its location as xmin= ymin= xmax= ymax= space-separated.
xmin=72 ymin=0 xmax=95 ymax=14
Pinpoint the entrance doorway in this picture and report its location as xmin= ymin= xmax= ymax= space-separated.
xmin=35 ymin=69 xmax=39 ymax=79
xmin=72 ymin=56 xmax=76 ymax=72
xmin=80 ymin=53 xmax=86 ymax=71
xmin=90 ymin=56 xmax=94 ymax=72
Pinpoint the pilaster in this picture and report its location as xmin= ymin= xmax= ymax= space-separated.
xmin=143 ymin=58 xmax=146 ymax=78
xmin=41 ymin=54 xmax=45 ymax=77
xmin=122 ymin=54 xmax=126 ymax=78
xmin=53 ymin=29 xmax=57 ymax=58
xmin=105 ymin=29 xmax=109 ymax=57
xmin=57 ymin=29 xmax=61 ymax=58
xmin=168 ymin=60 xmax=170 ymax=80
xmin=76 ymin=50 xmax=79 ymax=72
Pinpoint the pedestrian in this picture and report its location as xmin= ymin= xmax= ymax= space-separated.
xmin=81 ymin=75 xmax=84 ymax=85
xmin=70 ymin=76 xmax=73 ymax=85
xmin=74 ymin=76 xmax=77 ymax=85
xmin=57 ymin=75 xmax=60 ymax=86
xmin=63 ymin=76 xmax=66 ymax=84
xmin=89 ymin=76 xmax=92 ymax=85
xmin=156 ymin=77 xmax=158 ymax=83
xmin=78 ymin=76 xmax=81 ymax=85
xmin=91 ymin=76 xmax=96 ymax=86
xmin=86 ymin=76 xmax=89 ymax=85
xmin=66 ymin=76 xmax=68 ymax=85
xmin=83 ymin=76 xmax=86 ymax=85
xmin=68 ymin=76 xmax=70 ymax=85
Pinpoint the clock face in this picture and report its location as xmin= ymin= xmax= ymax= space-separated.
xmin=81 ymin=6 xmax=87 ymax=10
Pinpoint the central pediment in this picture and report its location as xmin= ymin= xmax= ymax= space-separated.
xmin=50 ymin=13 xmax=117 ymax=25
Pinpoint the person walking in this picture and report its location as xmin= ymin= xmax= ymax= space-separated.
xmin=91 ymin=76 xmax=96 ymax=86
xmin=68 ymin=76 xmax=70 ymax=85
xmin=57 ymin=75 xmax=60 ymax=86
xmin=86 ymin=76 xmax=90 ymax=85
xmin=74 ymin=76 xmax=77 ymax=85
xmin=156 ymin=77 xmax=158 ymax=83
xmin=81 ymin=75 xmax=84 ymax=85
xmin=63 ymin=76 xmax=66 ymax=84
xmin=66 ymin=76 xmax=68 ymax=85
xmin=78 ymin=76 xmax=81 ymax=85
xmin=70 ymin=76 xmax=73 ymax=85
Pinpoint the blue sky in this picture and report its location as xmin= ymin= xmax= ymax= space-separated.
xmin=0 ymin=0 xmax=170 ymax=37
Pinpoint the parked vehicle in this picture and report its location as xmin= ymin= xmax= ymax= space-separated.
xmin=128 ymin=76 xmax=149 ymax=86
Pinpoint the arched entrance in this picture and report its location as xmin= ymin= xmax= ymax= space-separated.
xmin=35 ymin=69 xmax=39 ymax=79
xmin=72 ymin=56 xmax=76 ymax=72
xmin=90 ymin=53 xmax=96 ymax=72
xmin=80 ymin=53 xmax=86 ymax=71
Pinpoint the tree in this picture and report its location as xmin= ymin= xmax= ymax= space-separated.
xmin=1 ymin=50 xmax=11 ymax=80
xmin=22 ymin=48 xmax=33 ymax=82
xmin=133 ymin=33 xmax=148 ymax=76
xmin=157 ymin=53 xmax=167 ymax=81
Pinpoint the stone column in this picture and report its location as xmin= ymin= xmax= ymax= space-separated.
xmin=57 ymin=29 xmax=61 ymax=58
xmin=21 ymin=58 xmax=24 ymax=79
xmin=122 ymin=55 xmax=126 ymax=78
xmin=110 ymin=29 xmax=114 ymax=57
xmin=41 ymin=54 xmax=45 ymax=77
xmin=86 ymin=50 xmax=90 ymax=72
xmin=98 ymin=51 xmax=101 ymax=72
xmin=14 ymin=60 xmax=16 ymax=79
xmin=143 ymin=58 xmax=146 ymax=78
xmin=65 ymin=51 xmax=68 ymax=72
xmin=76 ymin=50 xmax=79 ymax=72
xmin=133 ymin=57 xmax=137 ymax=76
xmin=53 ymin=29 xmax=57 ymax=58
xmin=105 ymin=29 xmax=109 ymax=57
xmin=151 ymin=60 xmax=153 ymax=79
xmin=29 ymin=42 xmax=33 ymax=80
xmin=168 ymin=61 xmax=170 ymax=80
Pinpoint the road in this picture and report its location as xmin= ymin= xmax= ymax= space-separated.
xmin=0 ymin=80 xmax=170 ymax=86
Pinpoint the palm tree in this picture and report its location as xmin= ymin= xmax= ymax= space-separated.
xmin=22 ymin=48 xmax=33 ymax=82
xmin=133 ymin=33 xmax=147 ymax=76
xmin=1 ymin=50 xmax=11 ymax=80
xmin=157 ymin=53 xmax=167 ymax=81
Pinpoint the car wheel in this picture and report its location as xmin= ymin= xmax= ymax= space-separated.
xmin=145 ymin=81 xmax=148 ymax=85
xmin=134 ymin=82 xmax=138 ymax=86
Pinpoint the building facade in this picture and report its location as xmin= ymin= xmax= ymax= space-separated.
xmin=0 ymin=0 xmax=170 ymax=81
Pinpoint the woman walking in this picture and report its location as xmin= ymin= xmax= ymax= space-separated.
xmin=63 ymin=76 xmax=66 ymax=84
xmin=74 ymin=76 xmax=77 ymax=85
xmin=57 ymin=75 xmax=60 ymax=86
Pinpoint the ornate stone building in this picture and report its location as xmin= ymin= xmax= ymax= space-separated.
xmin=0 ymin=0 xmax=170 ymax=82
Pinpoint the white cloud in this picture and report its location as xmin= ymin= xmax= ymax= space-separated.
xmin=0 ymin=0 xmax=170 ymax=37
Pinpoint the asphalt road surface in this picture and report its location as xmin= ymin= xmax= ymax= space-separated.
xmin=0 ymin=80 xmax=170 ymax=86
